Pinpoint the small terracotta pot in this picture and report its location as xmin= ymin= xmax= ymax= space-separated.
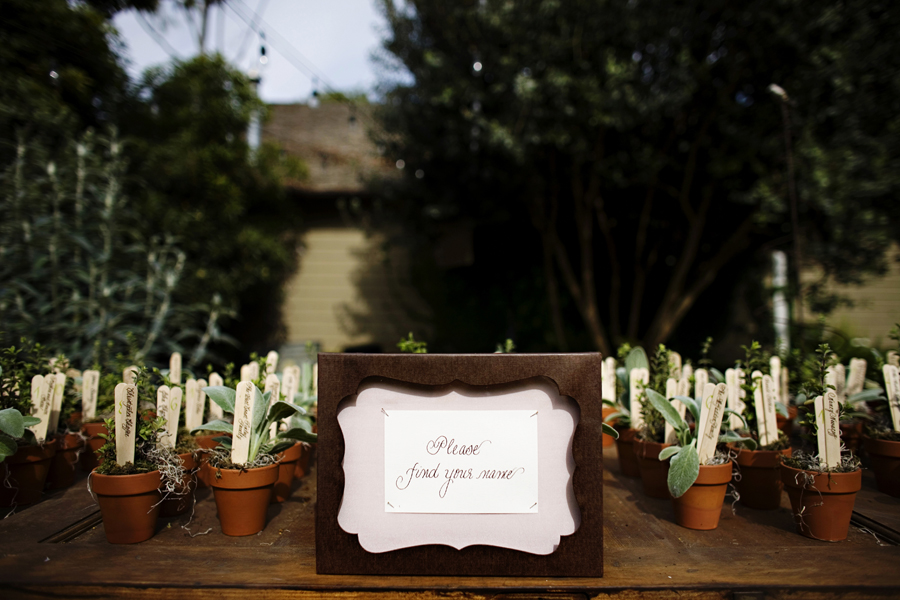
xmin=614 ymin=428 xmax=641 ymax=478
xmin=864 ymin=437 xmax=900 ymax=498
xmin=839 ymin=421 xmax=863 ymax=453
xmin=0 ymin=438 xmax=58 ymax=507
xmin=780 ymin=463 xmax=861 ymax=541
xmin=91 ymin=470 xmax=162 ymax=544
xmin=208 ymin=463 xmax=278 ymax=536
xmin=293 ymin=443 xmax=312 ymax=479
xmin=732 ymin=445 xmax=792 ymax=510
xmin=158 ymin=452 xmax=197 ymax=517
xmin=601 ymin=406 xmax=616 ymax=448
xmin=272 ymin=443 xmax=303 ymax=503
xmin=671 ymin=461 xmax=733 ymax=530
xmin=776 ymin=405 xmax=798 ymax=438
xmin=80 ymin=422 xmax=108 ymax=472
xmin=634 ymin=439 xmax=672 ymax=499
xmin=46 ymin=432 xmax=85 ymax=490
xmin=193 ymin=433 xmax=223 ymax=488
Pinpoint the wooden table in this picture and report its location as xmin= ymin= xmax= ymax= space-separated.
xmin=1 ymin=446 xmax=898 ymax=599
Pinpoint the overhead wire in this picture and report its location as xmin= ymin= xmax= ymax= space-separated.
xmin=135 ymin=11 xmax=184 ymax=60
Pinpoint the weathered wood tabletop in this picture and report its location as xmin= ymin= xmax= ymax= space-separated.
xmin=1 ymin=446 xmax=898 ymax=599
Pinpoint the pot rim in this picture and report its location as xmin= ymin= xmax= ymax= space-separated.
xmin=693 ymin=461 xmax=733 ymax=485
xmin=779 ymin=463 xmax=862 ymax=494
xmin=7 ymin=437 xmax=58 ymax=464
xmin=206 ymin=462 xmax=279 ymax=490
xmin=90 ymin=469 xmax=163 ymax=496
xmin=864 ymin=436 xmax=900 ymax=458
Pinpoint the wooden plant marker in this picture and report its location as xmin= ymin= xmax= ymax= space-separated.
xmin=185 ymin=379 xmax=203 ymax=432
xmin=208 ymin=372 xmax=224 ymax=419
xmin=814 ymin=390 xmax=841 ymax=469
xmin=240 ymin=364 xmax=252 ymax=382
xmin=677 ymin=375 xmax=691 ymax=398
xmin=197 ymin=378 xmax=208 ymax=423
xmin=888 ymin=351 xmax=899 ymax=368
xmin=759 ymin=374 xmax=780 ymax=446
xmin=114 ymin=383 xmax=138 ymax=466
xmin=169 ymin=352 xmax=182 ymax=385
xmin=694 ymin=368 xmax=709 ymax=401
xmin=781 ymin=366 xmax=790 ymax=406
xmin=123 ymin=365 xmax=138 ymax=385
xmin=265 ymin=374 xmax=281 ymax=438
xmin=312 ymin=362 xmax=318 ymax=396
xmin=282 ymin=365 xmax=300 ymax=404
xmin=725 ymin=368 xmax=742 ymax=429
xmin=846 ymin=358 xmax=867 ymax=397
xmin=682 ymin=363 xmax=693 ymax=385
xmin=601 ymin=357 xmax=616 ymax=402
xmin=231 ymin=381 xmax=255 ymax=465
xmin=670 ymin=352 xmax=682 ymax=380
xmin=82 ymin=369 xmax=100 ymax=420
xmin=47 ymin=373 xmax=66 ymax=435
xmin=883 ymin=365 xmax=900 ymax=432
xmin=266 ymin=351 xmax=279 ymax=375
xmin=156 ymin=386 xmax=173 ymax=449
xmin=697 ymin=383 xmax=727 ymax=464
xmin=664 ymin=378 xmax=686 ymax=445
xmin=770 ymin=356 xmax=782 ymax=400
xmin=29 ymin=375 xmax=52 ymax=441
xmin=629 ymin=368 xmax=649 ymax=429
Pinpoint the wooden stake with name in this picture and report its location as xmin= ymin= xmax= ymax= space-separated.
xmin=265 ymin=374 xmax=281 ymax=438
xmin=231 ymin=381 xmax=255 ymax=465
xmin=629 ymin=368 xmax=649 ymax=429
xmin=197 ymin=378 xmax=208 ymax=424
xmin=883 ymin=364 xmax=900 ymax=432
xmin=282 ymin=365 xmax=300 ymax=404
xmin=601 ymin=357 xmax=616 ymax=402
xmin=82 ymin=369 xmax=100 ymax=420
xmin=29 ymin=375 xmax=51 ymax=441
xmin=887 ymin=351 xmax=899 ymax=368
xmin=814 ymin=390 xmax=841 ymax=470
xmin=670 ymin=352 xmax=682 ymax=380
xmin=312 ymin=362 xmax=318 ymax=396
xmin=169 ymin=352 xmax=182 ymax=385
xmin=770 ymin=356 xmax=782 ymax=401
xmin=725 ymin=368 xmax=742 ymax=429
xmin=123 ymin=365 xmax=138 ymax=385
xmin=114 ymin=383 xmax=138 ymax=465
xmin=47 ymin=373 xmax=66 ymax=435
xmin=694 ymin=368 xmax=709 ymax=401
xmin=677 ymin=375 xmax=691 ymax=398
xmin=760 ymin=374 xmax=780 ymax=446
xmin=266 ymin=351 xmax=279 ymax=375
xmin=208 ymin=372 xmax=224 ymax=419
xmin=682 ymin=363 xmax=693 ymax=386
xmin=185 ymin=379 xmax=203 ymax=432
xmin=697 ymin=383 xmax=728 ymax=464
xmin=781 ymin=366 xmax=790 ymax=406
xmin=846 ymin=358 xmax=867 ymax=397
xmin=156 ymin=386 xmax=172 ymax=449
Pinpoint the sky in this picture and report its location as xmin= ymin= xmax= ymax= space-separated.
xmin=112 ymin=0 xmax=389 ymax=103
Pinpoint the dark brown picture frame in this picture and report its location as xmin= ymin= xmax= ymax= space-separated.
xmin=315 ymin=352 xmax=604 ymax=577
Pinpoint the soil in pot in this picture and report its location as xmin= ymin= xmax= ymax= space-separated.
xmin=208 ymin=462 xmax=278 ymax=536
xmin=46 ymin=432 xmax=85 ymax=490
xmin=272 ymin=443 xmax=303 ymax=503
xmin=671 ymin=461 xmax=733 ymax=530
xmin=732 ymin=445 xmax=792 ymax=510
xmin=634 ymin=439 xmax=672 ymax=499
xmin=614 ymin=428 xmax=641 ymax=478
xmin=91 ymin=470 xmax=162 ymax=544
xmin=0 ymin=438 xmax=58 ymax=507
xmin=80 ymin=422 xmax=107 ymax=472
xmin=780 ymin=463 xmax=862 ymax=541
xmin=293 ymin=443 xmax=311 ymax=479
xmin=864 ymin=437 xmax=900 ymax=498
xmin=158 ymin=452 xmax=197 ymax=517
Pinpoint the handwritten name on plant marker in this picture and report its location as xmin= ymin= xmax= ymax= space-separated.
xmin=697 ymin=383 xmax=728 ymax=464
xmin=231 ymin=381 xmax=255 ymax=465
xmin=694 ymin=368 xmax=709 ymax=401
xmin=123 ymin=365 xmax=138 ymax=385
xmin=670 ymin=352 xmax=682 ymax=380
xmin=47 ymin=373 xmax=66 ymax=435
xmin=888 ymin=351 xmax=900 ymax=368
xmin=629 ymin=368 xmax=649 ymax=429
xmin=208 ymin=372 xmax=225 ymax=419
xmin=286 ymin=365 xmax=301 ymax=401
xmin=185 ymin=379 xmax=203 ymax=432
xmin=169 ymin=352 xmax=182 ymax=385
xmin=266 ymin=351 xmax=279 ymax=375
xmin=883 ymin=365 xmax=900 ymax=432
xmin=814 ymin=390 xmax=841 ymax=470
xmin=664 ymin=378 xmax=685 ymax=445
xmin=169 ymin=386 xmax=183 ymax=441
xmin=601 ymin=357 xmax=616 ymax=401
xmin=751 ymin=371 xmax=768 ymax=445
xmin=781 ymin=367 xmax=790 ymax=406
xmin=82 ymin=369 xmax=100 ymax=420
xmin=770 ymin=356 xmax=782 ymax=400
xmin=115 ymin=383 xmax=138 ymax=466
xmin=846 ymin=358 xmax=867 ymax=397
xmin=677 ymin=375 xmax=691 ymax=398
xmin=29 ymin=375 xmax=51 ymax=441
xmin=265 ymin=374 xmax=281 ymax=438
xmin=761 ymin=375 xmax=780 ymax=446
xmin=156 ymin=386 xmax=173 ymax=449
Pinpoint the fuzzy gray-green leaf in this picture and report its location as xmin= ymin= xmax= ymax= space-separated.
xmin=645 ymin=388 xmax=686 ymax=431
xmin=668 ymin=442 xmax=700 ymax=498
xmin=203 ymin=386 xmax=236 ymax=415
xmin=0 ymin=408 xmax=25 ymax=439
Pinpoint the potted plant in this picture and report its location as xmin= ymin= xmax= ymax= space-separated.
xmin=604 ymin=345 xmax=646 ymax=478
xmin=632 ymin=345 xmax=674 ymax=498
xmin=862 ymin=359 xmax=898 ymax=497
xmin=90 ymin=379 xmax=186 ymax=544
xmin=781 ymin=344 xmax=862 ymax=542
xmin=193 ymin=381 xmax=316 ymax=536
xmin=646 ymin=385 xmax=751 ymax=530
xmin=45 ymin=356 xmax=87 ymax=490
xmin=0 ymin=341 xmax=59 ymax=508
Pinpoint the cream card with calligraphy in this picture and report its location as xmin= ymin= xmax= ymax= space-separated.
xmin=115 ymin=383 xmax=138 ymax=465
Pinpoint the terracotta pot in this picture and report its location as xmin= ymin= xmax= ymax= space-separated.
xmin=731 ymin=445 xmax=792 ymax=510
xmin=293 ymin=443 xmax=312 ymax=479
xmin=864 ymin=437 xmax=900 ymax=498
xmin=776 ymin=405 xmax=798 ymax=438
xmin=158 ymin=452 xmax=197 ymax=517
xmin=0 ymin=438 xmax=58 ymax=507
xmin=193 ymin=433 xmax=224 ymax=488
xmin=208 ymin=463 xmax=278 ymax=536
xmin=839 ymin=421 xmax=863 ymax=453
xmin=272 ymin=443 xmax=303 ymax=503
xmin=91 ymin=470 xmax=162 ymax=544
xmin=614 ymin=428 xmax=641 ymax=478
xmin=601 ymin=406 xmax=617 ymax=448
xmin=671 ymin=461 xmax=733 ymax=530
xmin=80 ymin=422 xmax=108 ymax=472
xmin=780 ymin=463 xmax=861 ymax=541
xmin=634 ymin=439 xmax=672 ymax=499
xmin=46 ymin=432 xmax=85 ymax=490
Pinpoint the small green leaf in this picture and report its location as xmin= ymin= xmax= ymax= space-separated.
xmin=658 ymin=445 xmax=680 ymax=461
xmin=203 ymin=386 xmax=236 ymax=415
xmin=267 ymin=401 xmax=304 ymax=423
xmin=723 ymin=408 xmax=747 ymax=427
xmin=668 ymin=441 xmax=700 ymax=498
xmin=280 ymin=427 xmax=318 ymax=444
xmin=268 ymin=440 xmax=297 ymax=455
xmin=604 ymin=411 xmax=628 ymax=424
xmin=251 ymin=385 xmax=267 ymax=430
xmin=190 ymin=420 xmax=234 ymax=435
xmin=718 ymin=430 xmax=756 ymax=449
xmin=0 ymin=432 xmax=17 ymax=461
xmin=21 ymin=416 xmax=41 ymax=427
xmin=646 ymin=388 xmax=687 ymax=431
xmin=709 ymin=368 xmax=725 ymax=384
xmin=0 ymin=408 xmax=25 ymax=439
xmin=602 ymin=423 xmax=619 ymax=439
